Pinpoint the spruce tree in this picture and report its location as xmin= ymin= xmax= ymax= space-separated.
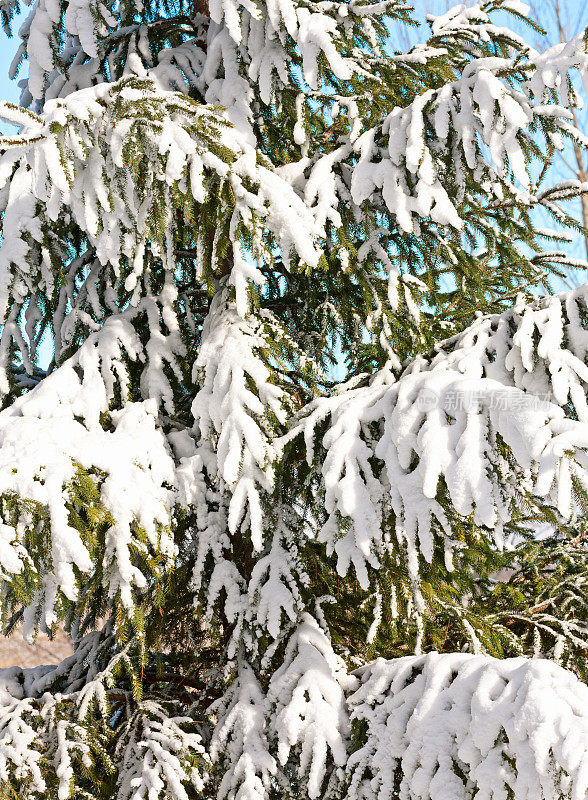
xmin=0 ymin=0 xmax=586 ymax=798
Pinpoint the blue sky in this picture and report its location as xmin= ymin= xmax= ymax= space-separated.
xmin=0 ymin=16 xmax=23 ymax=106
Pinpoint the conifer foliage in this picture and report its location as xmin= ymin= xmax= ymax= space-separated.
xmin=0 ymin=0 xmax=587 ymax=797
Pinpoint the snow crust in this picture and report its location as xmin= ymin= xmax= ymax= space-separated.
xmin=289 ymin=284 xmax=588 ymax=647
xmin=348 ymin=652 xmax=588 ymax=800
xmin=0 ymin=647 xmax=586 ymax=800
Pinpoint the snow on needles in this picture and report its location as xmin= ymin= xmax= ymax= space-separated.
xmin=0 ymin=1 xmax=587 ymax=798
xmin=0 ymin=78 xmax=323 ymax=381
xmin=289 ymin=283 xmax=588 ymax=637
xmin=0 ymin=338 xmax=176 ymax=623
xmin=351 ymin=32 xmax=588 ymax=234
xmin=347 ymin=651 xmax=588 ymax=800
xmin=192 ymin=294 xmax=287 ymax=552
xmin=0 ymin=646 xmax=586 ymax=800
